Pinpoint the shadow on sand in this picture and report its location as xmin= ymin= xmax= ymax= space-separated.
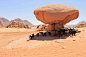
xmin=28 ymin=31 xmax=81 ymax=41
xmin=30 ymin=35 xmax=70 ymax=41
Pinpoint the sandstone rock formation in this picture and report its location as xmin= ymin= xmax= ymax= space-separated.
xmin=11 ymin=18 xmax=34 ymax=27
xmin=7 ymin=21 xmax=19 ymax=28
xmin=37 ymin=24 xmax=48 ymax=31
xmin=24 ymin=24 xmax=31 ymax=29
xmin=0 ymin=21 xmax=3 ymax=28
xmin=34 ymin=4 xmax=79 ymax=35
xmin=18 ymin=22 xmax=24 ymax=28
xmin=75 ymin=23 xmax=86 ymax=28
xmin=7 ymin=21 xmax=31 ymax=29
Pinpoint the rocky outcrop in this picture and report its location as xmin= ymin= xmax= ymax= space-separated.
xmin=37 ymin=24 xmax=48 ymax=31
xmin=0 ymin=21 xmax=3 ymax=28
xmin=24 ymin=24 xmax=31 ymax=29
xmin=34 ymin=4 xmax=79 ymax=35
xmin=11 ymin=18 xmax=34 ymax=27
xmin=75 ymin=23 xmax=86 ymax=28
xmin=7 ymin=21 xmax=31 ymax=29
xmin=18 ymin=22 xmax=24 ymax=28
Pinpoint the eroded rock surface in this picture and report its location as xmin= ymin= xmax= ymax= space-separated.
xmin=37 ymin=24 xmax=48 ymax=31
xmin=34 ymin=4 xmax=79 ymax=35
xmin=7 ymin=21 xmax=31 ymax=29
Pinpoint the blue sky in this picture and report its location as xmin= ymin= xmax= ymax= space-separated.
xmin=0 ymin=0 xmax=86 ymax=25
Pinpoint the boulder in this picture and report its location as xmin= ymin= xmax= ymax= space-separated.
xmin=24 ymin=24 xmax=31 ymax=29
xmin=34 ymin=4 xmax=79 ymax=35
xmin=37 ymin=24 xmax=48 ymax=31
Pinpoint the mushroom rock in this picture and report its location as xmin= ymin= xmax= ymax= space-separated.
xmin=34 ymin=4 xmax=79 ymax=35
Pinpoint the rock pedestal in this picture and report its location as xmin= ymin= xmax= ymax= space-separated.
xmin=34 ymin=4 xmax=79 ymax=35
xmin=47 ymin=24 xmax=64 ymax=35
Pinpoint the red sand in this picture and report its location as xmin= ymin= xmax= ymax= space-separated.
xmin=0 ymin=28 xmax=86 ymax=57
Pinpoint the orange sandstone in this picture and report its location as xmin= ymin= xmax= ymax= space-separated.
xmin=34 ymin=4 xmax=79 ymax=34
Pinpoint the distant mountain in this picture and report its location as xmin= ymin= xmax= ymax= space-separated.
xmin=0 ymin=17 xmax=34 ymax=27
xmin=74 ymin=20 xmax=86 ymax=28
xmin=74 ymin=22 xmax=86 ymax=28
xmin=0 ymin=17 xmax=10 ymax=26
xmin=65 ymin=20 xmax=86 ymax=27
xmin=11 ymin=18 xmax=34 ymax=27
xmin=65 ymin=25 xmax=76 ymax=27
xmin=77 ymin=20 xmax=86 ymax=25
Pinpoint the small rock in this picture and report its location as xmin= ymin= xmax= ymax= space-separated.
xmin=73 ymin=39 xmax=76 ymax=41
xmin=62 ymin=47 xmax=65 ymax=49
xmin=55 ymin=40 xmax=64 ymax=43
xmin=45 ymin=42 xmax=47 ymax=44
xmin=27 ymin=40 xmax=29 ymax=41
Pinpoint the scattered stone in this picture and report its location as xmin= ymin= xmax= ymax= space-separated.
xmin=73 ymin=39 xmax=76 ymax=41
xmin=27 ymin=40 xmax=29 ymax=41
xmin=45 ymin=42 xmax=47 ymax=44
xmin=55 ymin=40 xmax=65 ymax=43
xmin=62 ymin=47 xmax=65 ymax=49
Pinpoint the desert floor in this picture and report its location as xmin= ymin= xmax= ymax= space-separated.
xmin=0 ymin=27 xmax=86 ymax=57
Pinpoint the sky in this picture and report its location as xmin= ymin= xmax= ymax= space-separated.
xmin=0 ymin=0 xmax=86 ymax=25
